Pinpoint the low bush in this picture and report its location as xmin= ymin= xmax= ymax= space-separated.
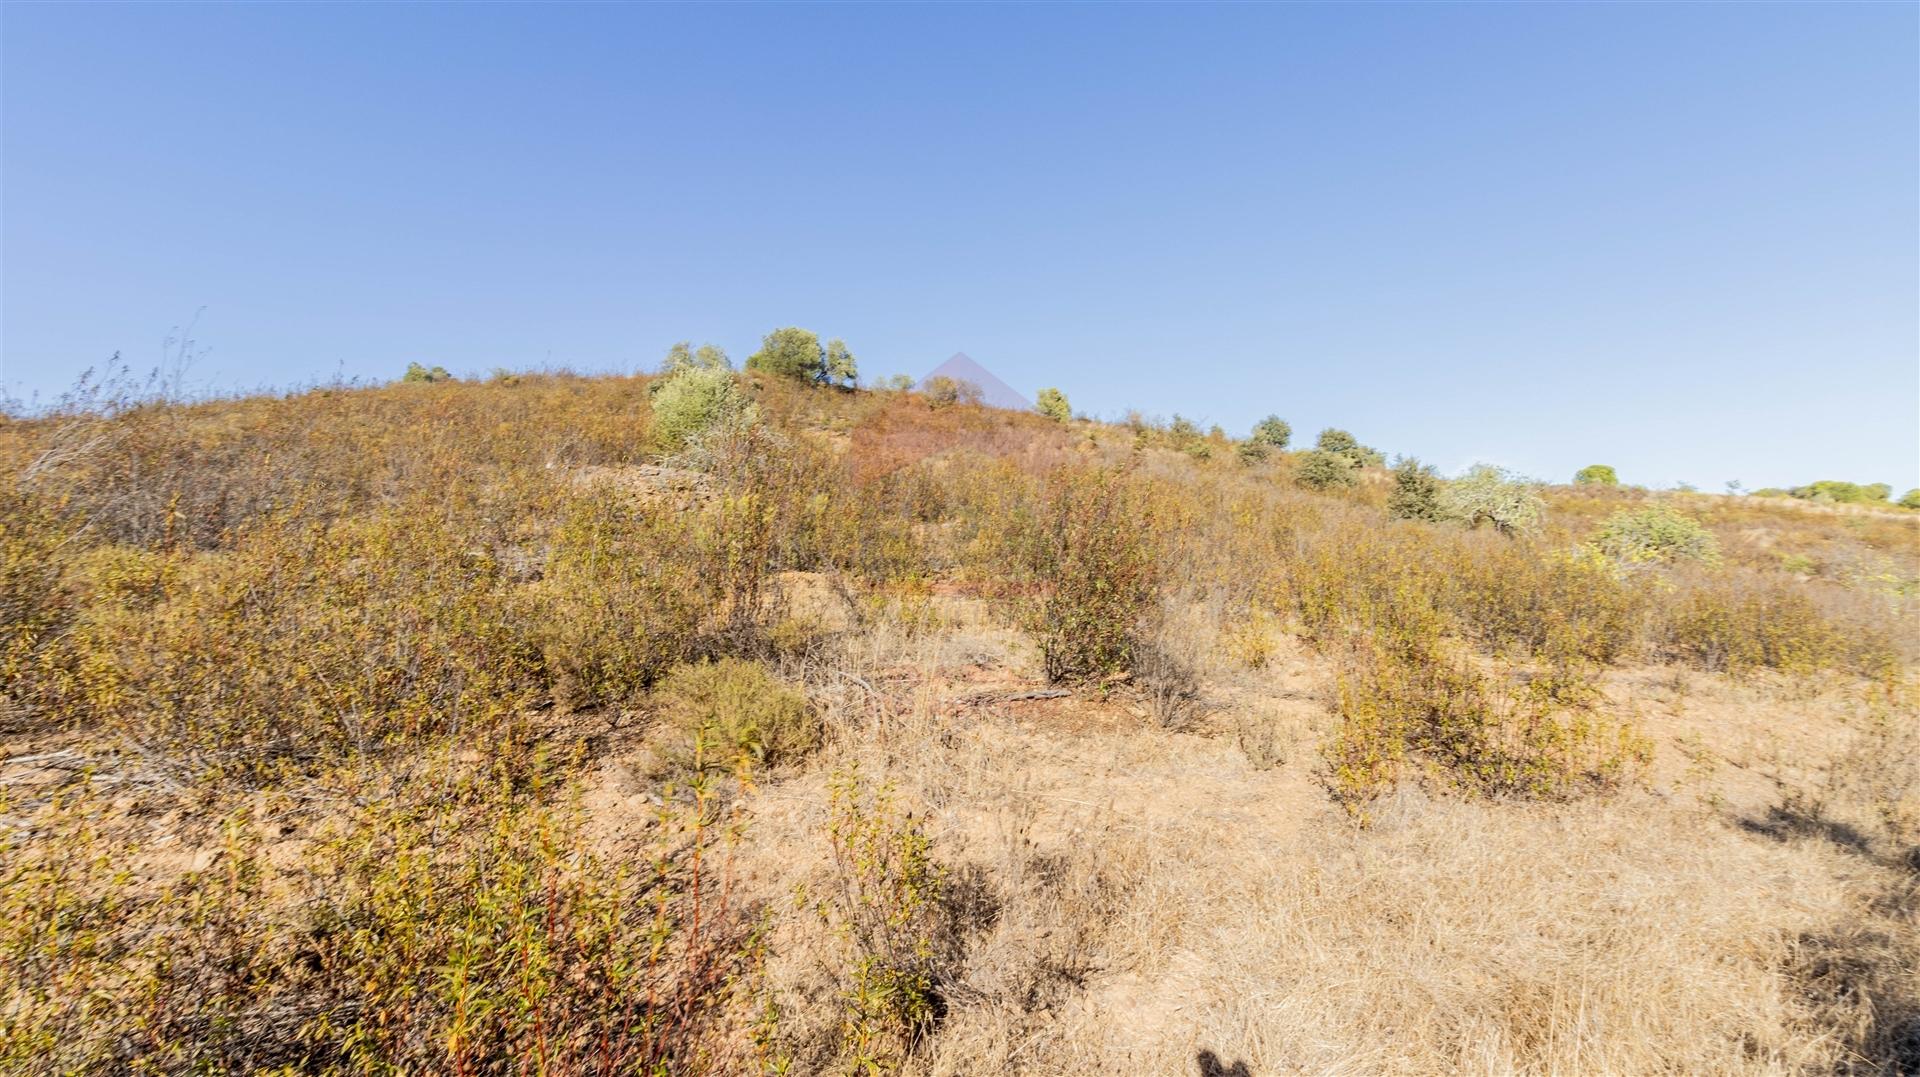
xmin=1316 ymin=428 xmax=1384 ymax=468
xmin=1035 ymin=387 xmax=1071 ymax=421
xmin=921 ymin=375 xmax=981 ymax=409
xmin=0 ymin=489 xmax=78 ymax=724
xmin=1441 ymin=542 xmax=1647 ymax=666
xmin=1654 ymin=576 xmax=1896 ymax=678
xmin=1326 ymin=633 xmax=1648 ymax=818
xmin=1023 ymin=465 xmax=1163 ymax=683
xmin=73 ymin=510 xmax=540 ymax=784
xmin=1386 ymin=457 xmax=1443 ymax=521
xmin=525 ymin=498 xmax=707 ymax=712
xmin=814 ymin=766 xmax=955 ymax=1072
xmin=651 ymin=365 xmax=757 ymax=450
xmin=1592 ymin=504 xmax=1720 ymax=565
xmin=1295 ymin=450 xmax=1357 ymax=491
xmin=2 ymin=761 xmax=759 ymax=1075
xmin=1574 ymin=464 xmax=1618 ymax=486
xmin=651 ymin=657 xmax=819 ymax=771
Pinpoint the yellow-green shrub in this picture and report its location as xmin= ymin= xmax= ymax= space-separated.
xmin=527 ymin=498 xmax=707 ymax=710
xmin=1 ymin=759 xmax=759 ymax=1075
xmin=1022 ymin=465 xmax=1164 ymax=682
xmin=73 ymin=509 xmax=538 ymax=783
xmin=0 ymin=489 xmax=79 ymax=723
xmin=651 ymin=658 xmax=819 ymax=771
xmin=1326 ymin=636 xmax=1649 ymax=817
xmin=814 ymin=766 xmax=952 ymax=1070
xmin=1655 ymin=576 xmax=1895 ymax=678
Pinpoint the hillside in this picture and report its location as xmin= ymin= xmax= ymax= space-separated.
xmin=3 ymin=366 xmax=1918 ymax=1075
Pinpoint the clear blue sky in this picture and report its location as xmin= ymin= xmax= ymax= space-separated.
xmin=4 ymin=3 xmax=1915 ymax=490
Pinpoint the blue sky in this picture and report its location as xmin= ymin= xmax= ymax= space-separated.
xmin=4 ymin=3 xmax=1914 ymax=490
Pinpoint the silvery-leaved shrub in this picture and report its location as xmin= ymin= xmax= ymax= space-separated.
xmin=1439 ymin=464 xmax=1545 ymax=537
xmin=650 ymin=365 xmax=757 ymax=450
xmin=1592 ymin=504 xmax=1720 ymax=565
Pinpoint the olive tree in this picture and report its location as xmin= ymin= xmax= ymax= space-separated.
xmin=745 ymin=327 xmax=825 ymax=382
xmin=824 ymin=338 xmax=858 ymax=387
xmin=1439 ymin=464 xmax=1545 ymax=537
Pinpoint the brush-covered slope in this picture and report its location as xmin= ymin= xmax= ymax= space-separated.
xmin=3 ymin=368 xmax=1918 ymax=1075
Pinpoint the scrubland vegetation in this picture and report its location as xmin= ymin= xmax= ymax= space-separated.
xmin=3 ymin=350 xmax=1917 ymax=1074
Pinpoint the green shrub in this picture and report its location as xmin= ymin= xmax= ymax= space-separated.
xmin=1573 ymin=464 xmax=1618 ymax=486
xmin=401 ymin=361 xmax=452 ymax=383
xmin=650 ymin=365 xmax=757 ymax=450
xmin=1442 ymin=543 xmax=1647 ymax=667
xmin=1316 ymin=428 xmax=1383 ymax=468
xmin=1251 ymin=415 xmax=1291 ymax=449
xmin=1166 ymin=415 xmax=1203 ymax=452
xmin=818 ymin=766 xmax=952 ymax=1070
xmin=1295 ymin=450 xmax=1357 ymax=491
xmin=73 ymin=510 xmax=540 ymax=784
xmin=529 ymin=499 xmax=706 ymax=711
xmin=1024 ymin=465 xmax=1161 ymax=682
xmin=1659 ymin=582 xmax=1846 ymax=675
xmin=1592 ymin=505 xmax=1720 ymax=565
xmin=1788 ymin=480 xmax=1892 ymax=504
xmin=825 ymin=338 xmax=859 ymax=387
xmin=1439 ymin=464 xmax=1544 ymax=537
xmin=651 ymin=657 xmax=818 ymax=770
xmin=1386 ymin=457 xmax=1443 ymax=521
xmin=746 ymin=327 xmax=826 ymax=382
xmin=1900 ymin=489 xmax=1920 ymax=510
xmin=1328 ymin=636 xmax=1647 ymax=817
xmin=0 ymin=489 xmax=78 ymax=722
xmin=1035 ymin=387 xmax=1071 ymax=422
xmin=1235 ymin=440 xmax=1271 ymax=466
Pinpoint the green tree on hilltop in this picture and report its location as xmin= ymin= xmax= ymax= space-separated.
xmin=660 ymin=342 xmax=730 ymax=376
xmin=401 ymin=362 xmax=452 ymax=384
xmin=1295 ymin=450 xmax=1357 ymax=490
xmin=824 ymin=339 xmax=858 ymax=388
xmin=746 ymin=327 xmax=826 ymax=382
xmin=1250 ymin=415 xmax=1291 ymax=449
xmin=1316 ymin=428 xmax=1383 ymax=468
xmin=1036 ymin=387 xmax=1071 ymax=422
xmin=1387 ymin=457 xmax=1443 ymax=521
